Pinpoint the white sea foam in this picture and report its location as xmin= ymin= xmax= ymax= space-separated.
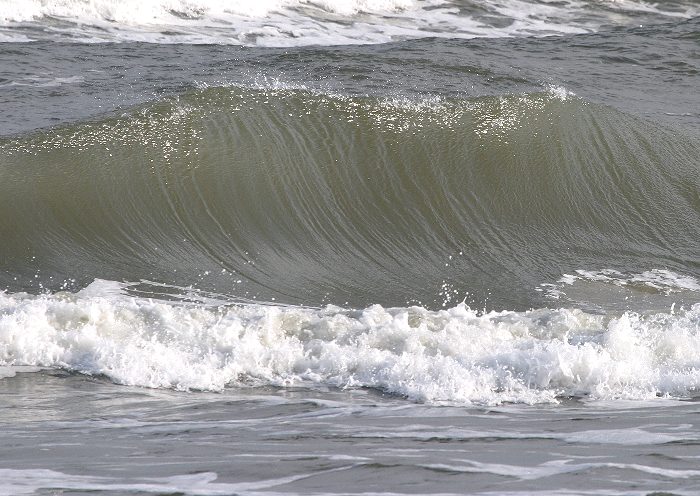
xmin=0 ymin=0 xmax=696 ymax=45
xmin=422 ymin=459 xmax=700 ymax=480
xmin=345 ymin=426 xmax=691 ymax=445
xmin=2 ymin=75 xmax=85 ymax=88
xmin=0 ymin=30 xmax=33 ymax=42
xmin=2 ymin=279 xmax=700 ymax=405
xmin=562 ymin=269 xmax=700 ymax=293
xmin=0 ymin=467 xmax=352 ymax=496
xmin=0 ymin=365 xmax=42 ymax=379
xmin=537 ymin=269 xmax=700 ymax=302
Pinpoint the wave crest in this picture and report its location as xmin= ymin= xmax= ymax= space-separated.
xmin=1 ymin=87 xmax=698 ymax=309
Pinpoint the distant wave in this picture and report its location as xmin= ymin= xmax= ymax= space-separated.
xmin=1 ymin=86 xmax=698 ymax=309
xmin=0 ymin=0 xmax=697 ymax=44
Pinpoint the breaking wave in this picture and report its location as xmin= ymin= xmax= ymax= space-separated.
xmin=1 ymin=85 xmax=699 ymax=403
xmin=1 ymin=86 xmax=698 ymax=310
xmin=2 ymin=280 xmax=700 ymax=404
xmin=0 ymin=0 xmax=697 ymax=44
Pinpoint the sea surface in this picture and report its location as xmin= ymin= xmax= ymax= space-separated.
xmin=1 ymin=1 xmax=699 ymax=494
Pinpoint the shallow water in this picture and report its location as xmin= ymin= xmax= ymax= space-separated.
xmin=3 ymin=371 xmax=700 ymax=495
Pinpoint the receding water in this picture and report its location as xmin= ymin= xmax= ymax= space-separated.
xmin=4 ymin=372 xmax=700 ymax=495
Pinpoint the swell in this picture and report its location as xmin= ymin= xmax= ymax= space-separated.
xmin=1 ymin=87 xmax=698 ymax=309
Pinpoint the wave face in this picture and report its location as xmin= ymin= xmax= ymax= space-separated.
xmin=0 ymin=0 xmax=697 ymax=44
xmin=1 ymin=87 xmax=698 ymax=311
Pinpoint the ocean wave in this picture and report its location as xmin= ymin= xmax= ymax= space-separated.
xmin=1 ymin=86 xmax=698 ymax=309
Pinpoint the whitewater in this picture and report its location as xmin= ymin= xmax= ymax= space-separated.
xmin=0 ymin=0 xmax=697 ymax=45
xmin=3 ymin=278 xmax=700 ymax=404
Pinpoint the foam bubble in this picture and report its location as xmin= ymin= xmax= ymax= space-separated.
xmin=1 ymin=280 xmax=700 ymax=405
